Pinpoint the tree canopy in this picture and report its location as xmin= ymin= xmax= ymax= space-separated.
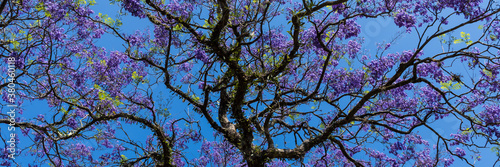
xmin=2 ymin=0 xmax=500 ymax=166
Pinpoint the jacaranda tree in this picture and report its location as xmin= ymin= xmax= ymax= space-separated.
xmin=2 ymin=0 xmax=500 ymax=166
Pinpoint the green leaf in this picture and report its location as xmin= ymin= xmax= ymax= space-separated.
xmin=203 ymin=20 xmax=210 ymax=28
xmin=490 ymin=34 xmax=497 ymax=41
xmin=173 ymin=24 xmax=182 ymax=31
xmin=35 ymin=2 xmax=45 ymax=11
xmin=104 ymin=17 xmax=115 ymax=25
xmin=120 ymin=154 xmax=128 ymax=164
xmin=45 ymin=11 xmax=52 ymax=17
xmin=60 ymin=107 xmax=68 ymax=114
xmin=191 ymin=95 xmax=200 ymax=102
xmin=483 ymin=69 xmax=493 ymax=77
xmin=452 ymin=82 xmax=462 ymax=90
xmin=132 ymin=71 xmax=138 ymax=80
xmin=440 ymin=81 xmax=452 ymax=90
xmin=461 ymin=127 xmax=472 ymax=135
xmin=11 ymin=40 xmax=19 ymax=48
xmin=438 ymin=34 xmax=446 ymax=39
xmin=113 ymin=97 xmax=123 ymax=106
xmin=491 ymin=146 xmax=500 ymax=155
xmin=93 ymin=84 xmax=101 ymax=90
xmin=115 ymin=19 xmax=123 ymax=27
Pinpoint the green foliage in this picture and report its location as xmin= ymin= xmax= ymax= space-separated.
xmin=440 ymin=80 xmax=462 ymax=90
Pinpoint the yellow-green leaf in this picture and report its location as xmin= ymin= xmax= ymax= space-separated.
xmin=452 ymin=82 xmax=462 ymax=90
xmin=483 ymin=69 xmax=493 ymax=77
xmin=440 ymin=81 xmax=452 ymax=90
xmin=132 ymin=71 xmax=138 ymax=80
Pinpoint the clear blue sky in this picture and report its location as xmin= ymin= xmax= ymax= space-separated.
xmin=4 ymin=1 xmax=500 ymax=166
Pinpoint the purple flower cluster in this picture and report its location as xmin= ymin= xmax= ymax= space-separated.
xmin=418 ymin=86 xmax=442 ymax=110
xmin=44 ymin=1 xmax=67 ymax=19
xmin=307 ymin=143 xmax=364 ymax=167
xmin=8 ymin=0 xmax=500 ymax=166
xmin=179 ymin=61 xmax=193 ymax=72
xmin=389 ymin=141 xmax=407 ymax=154
xmin=450 ymin=133 xmax=470 ymax=146
xmin=66 ymin=117 xmax=78 ymax=129
xmin=154 ymin=25 xmax=172 ymax=47
xmin=417 ymin=61 xmax=447 ymax=82
xmin=165 ymin=1 xmax=195 ymax=20
xmin=394 ymin=9 xmax=416 ymax=28
xmin=266 ymin=159 xmax=290 ymax=167
xmin=122 ymin=0 xmax=145 ymax=18
xmin=325 ymin=69 xmax=366 ymax=97
xmin=366 ymin=54 xmax=397 ymax=81
xmin=128 ymin=30 xmax=148 ymax=47
xmin=198 ymin=81 xmax=211 ymax=90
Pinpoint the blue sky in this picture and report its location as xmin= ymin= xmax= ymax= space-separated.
xmin=3 ymin=0 xmax=500 ymax=166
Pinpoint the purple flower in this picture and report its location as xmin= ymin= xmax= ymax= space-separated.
xmin=347 ymin=40 xmax=361 ymax=58
xmin=450 ymin=133 xmax=470 ymax=146
xmin=181 ymin=73 xmax=193 ymax=83
xmin=389 ymin=141 xmax=407 ymax=154
xmin=267 ymin=159 xmax=290 ymax=167
xmin=67 ymin=117 xmax=78 ymax=129
xmin=394 ymin=10 xmax=416 ymax=28
xmin=122 ymin=0 xmax=145 ymax=18
xmin=198 ymin=82 xmax=211 ymax=90
xmin=479 ymin=104 xmax=500 ymax=124
xmin=193 ymin=49 xmax=209 ymax=64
